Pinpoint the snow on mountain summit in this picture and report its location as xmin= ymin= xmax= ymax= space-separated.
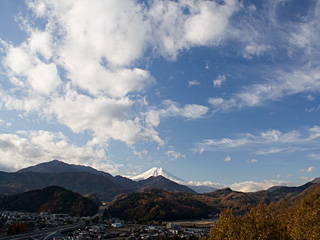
xmin=131 ymin=167 xmax=183 ymax=182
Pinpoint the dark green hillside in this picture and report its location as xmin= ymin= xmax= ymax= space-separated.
xmin=0 ymin=186 xmax=98 ymax=216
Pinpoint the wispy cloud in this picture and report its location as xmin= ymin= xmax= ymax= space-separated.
xmin=188 ymin=80 xmax=200 ymax=87
xmin=209 ymin=67 xmax=320 ymax=112
xmin=300 ymin=166 xmax=314 ymax=173
xmin=213 ymin=74 xmax=226 ymax=88
xmin=309 ymin=153 xmax=320 ymax=160
xmin=224 ymin=155 xmax=231 ymax=162
xmin=195 ymin=126 xmax=320 ymax=153
xmin=146 ymin=100 xmax=209 ymax=128
xmin=166 ymin=150 xmax=186 ymax=160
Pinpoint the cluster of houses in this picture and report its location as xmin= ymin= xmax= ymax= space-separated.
xmin=0 ymin=211 xmax=211 ymax=239
xmin=0 ymin=211 xmax=86 ymax=238
xmin=67 ymin=222 xmax=210 ymax=239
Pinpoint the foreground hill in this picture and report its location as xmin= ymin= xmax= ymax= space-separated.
xmin=109 ymin=182 xmax=320 ymax=222
xmin=109 ymin=188 xmax=216 ymax=222
xmin=0 ymin=186 xmax=98 ymax=216
xmin=209 ymin=184 xmax=320 ymax=240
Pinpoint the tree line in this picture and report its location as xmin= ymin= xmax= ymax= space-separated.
xmin=208 ymin=185 xmax=320 ymax=240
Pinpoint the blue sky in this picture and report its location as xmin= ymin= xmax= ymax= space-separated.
xmin=0 ymin=0 xmax=320 ymax=191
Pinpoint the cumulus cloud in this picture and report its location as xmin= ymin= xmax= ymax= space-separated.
xmin=148 ymin=0 xmax=240 ymax=60
xmin=0 ymin=130 xmax=120 ymax=173
xmin=0 ymin=0 xmax=238 ymax=155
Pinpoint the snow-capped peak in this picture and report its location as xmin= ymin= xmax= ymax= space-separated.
xmin=131 ymin=167 xmax=183 ymax=182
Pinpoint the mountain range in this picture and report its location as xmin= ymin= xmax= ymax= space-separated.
xmin=1 ymin=159 xmax=320 ymax=222
xmin=0 ymin=160 xmax=194 ymax=201
xmin=108 ymin=181 xmax=320 ymax=222
xmin=129 ymin=166 xmax=217 ymax=193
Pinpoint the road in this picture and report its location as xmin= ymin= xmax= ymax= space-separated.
xmin=1 ymin=221 xmax=85 ymax=240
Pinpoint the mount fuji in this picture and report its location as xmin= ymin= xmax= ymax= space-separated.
xmin=131 ymin=167 xmax=183 ymax=182
xmin=130 ymin=167 xmax=217 ymax=193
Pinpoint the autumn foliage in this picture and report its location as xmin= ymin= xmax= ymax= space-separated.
xmin=209 ymin=185 xmax=320 ymax=240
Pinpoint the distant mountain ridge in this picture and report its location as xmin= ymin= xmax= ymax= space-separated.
xmin=0 ymin=171 xmax=128 ymax=201
xmin=130 ymin=167 xmax=217 ymax=193
xmin=110 ymin=182 xmax=320 ymax=222
xmin=17 ymin=159 xmax=113 ymax=179
xmin=1 ymin=160 xmax=320 ymax=222
xmin=0 ymin=160 xmax=194 ymax=200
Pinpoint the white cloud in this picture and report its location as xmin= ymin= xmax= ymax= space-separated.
xmin=166 ymin=150 xmax=186 ymax=160
xmin=195 ymin=126 xmax=320 ymax=153
xmin=256 ymin=147 xmax=286 ymax=155
xmin=309 ymin=153 xmax=320 ymax=160
xmin=181 ymin=180 xmax=226 ymax=189
xmin=299 ymin=176 xmax=313 ymax=182
xmin=209 ymin=67 xmax=320 ymax=113
xmin=148 ymin=0 xmax=240 ymax=60
xmin=188 ymin=80 xmax=200 ymax=87
xmin=248 ymin=4 xmax=257 ymax=13
xmin=288 ymin=1 xmax=320 ymax=56
xmin=146 ymin=100 xmax=208 ymax=128
xmin=230 ymin=179 xmax=288 ymax=192
xmin=0 ymin=119 xmax=11 ymax=128
xmin=0 ymin=0 xmax=238 ymax=151
xmin=184 ymin=0 xmax=239 ymax=46
xmin=205 ymin=0 xmax=320 ymax=112
xmin=300 ymin=166 xmax=314 ymax=173
xmin=0 ymin=130 xmax=120 ymax=174
xmin=208 ymin=97 xmax=224 ymax=107
xmin=133 ymin=149 xmax=148 ymax=159
xmin=251 ymin=159 xmax=258 ymax=163
xmin=224 ymin=155 xmax=231 ymax=162
xmin=306 ymin=105 xmax=320 ymax=112
xmin=242 ymin=42 xmax=271 ymax=59
xmin=213 ymin=74 xmax=226 ymax=88
xmin=306 ymin=95 xmax=315 ymax=101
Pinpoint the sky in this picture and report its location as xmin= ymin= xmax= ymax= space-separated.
xmin=0 ymin=0 xmax=320 ymax=192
